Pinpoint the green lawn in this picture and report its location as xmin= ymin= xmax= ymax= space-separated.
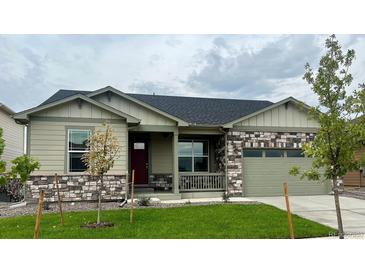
xmin=0 ymin=204 xmax=336 ymax=239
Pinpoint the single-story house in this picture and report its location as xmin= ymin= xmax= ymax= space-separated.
xmin=0 ymin=103 xmax=25 ymax=170
xmin=13 ymin=86 xmax=330 ymax=202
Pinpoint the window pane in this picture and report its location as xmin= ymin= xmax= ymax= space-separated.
xmin=193 ymin=141 xmax=208 ymax=156
xmin=287 ymin=150 xmax=305 ymax=157
xmin=242 ymin=150 xmax=262 ymax=157
xmin=133 ymin=142 xmax=145 ymax=150
xmin=179 ymin=157 xmax=192 ymax=172
xmin=69 ymin=130 xmax=90 ymax=151
xmin=178 ymin=142 xmax=192 ymax=156
xmin=265 ymin=150 xmax=284 ymax=157
xmin=69 ymin=152 xmax=87 ymax=172
xmin=194 ymin=157 xmax=208 ymax=172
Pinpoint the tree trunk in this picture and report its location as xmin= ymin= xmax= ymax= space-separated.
xmin=332 ymin=177 xmax=344 ymax=239
xmin=22 ymin=182 xmax=26 ymax=202
xmin=97 ymin=176 xmax=103 ymax=224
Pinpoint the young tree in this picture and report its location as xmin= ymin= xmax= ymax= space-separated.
xmin=11 ymin=155 xmax=40 ymax=200
xmin=0 ymin=128 xmax=6 ymax=184
xmin=290 ymin=35 xmax=365 ymax=239
xmin=82 ymin=124 xmax=120 ymax=225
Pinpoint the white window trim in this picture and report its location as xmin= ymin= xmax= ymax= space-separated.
xmin=178 ymin=139 xmax=209 ymax=173
xmin=67 ymin=129 xmax=91 ymax=173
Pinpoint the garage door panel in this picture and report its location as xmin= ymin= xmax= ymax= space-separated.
xmin=243 ymin=158 xmax=330 ymax=197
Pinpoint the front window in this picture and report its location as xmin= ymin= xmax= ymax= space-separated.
xmin=178 ymin=140 xmax=208 ymax=172
xmin=265 ymin=150 xmax=285 ymax=157
xmin=68 ymin=129 xmax=91 ymax=172
xmin=242 ymin=150 xmax=263 ymax=157
xmin=286 ymin=150 xmax=305 ymax=157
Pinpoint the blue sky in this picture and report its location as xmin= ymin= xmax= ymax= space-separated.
xmin=1 ymin=34 xmax=365 ymax=112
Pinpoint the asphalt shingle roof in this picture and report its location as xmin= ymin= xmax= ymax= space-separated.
xmin=39 ymin=89 xmax=91 ymax=106
xmin=39 ymin=89 xmax=273 ymax=125
xmin=127 ymin=93 xmax=273 ymax=125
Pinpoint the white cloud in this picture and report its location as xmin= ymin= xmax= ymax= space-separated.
xmin=0 ymin=34 xmax=364 ymax=112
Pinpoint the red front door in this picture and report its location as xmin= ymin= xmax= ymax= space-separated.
xmin=131 ymin=141 xmax=148 ymax=184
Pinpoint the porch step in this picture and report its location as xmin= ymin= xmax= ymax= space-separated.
xmin=134 ymin=187 xmax=155 ymax=193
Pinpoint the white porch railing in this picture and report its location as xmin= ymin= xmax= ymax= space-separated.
xmin=179 ymin=173 xmax=226 ymax=192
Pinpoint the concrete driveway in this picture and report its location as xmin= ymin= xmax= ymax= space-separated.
xmin=254 ymin=195 xmax=365 ymax=235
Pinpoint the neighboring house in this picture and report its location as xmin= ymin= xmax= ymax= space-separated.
xmin=0 ymin=103 xmax=24 ymax=170
xmin=14 ymin=86 xmax=330 ymax=202
xmin=343 ymin=147 xmax=365 ymax=187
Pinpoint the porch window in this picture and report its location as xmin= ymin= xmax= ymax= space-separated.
xmin=68 ymin=129 xmax=91 ymax=172
xmin=178 ymin=140 xmax=208 ymax=172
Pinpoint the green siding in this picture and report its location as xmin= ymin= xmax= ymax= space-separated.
xmin=0 ymin=109 xmax=24 ymax=170
xmin=243 ymin=158 xmax=330 ymax=196
xmin=33 ymin=100 xmax=122 ymax=120
xmin=30 ymin=119 xmax=128 ymax=176
xmin=235 ymin=102 xmax=319 ymax=128
xmin=95 ymin=93 xmax=176 ymax=126
xmin=150 ymin=133 xmax=173 ymax=173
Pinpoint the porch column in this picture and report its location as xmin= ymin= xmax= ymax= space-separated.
xmin=172 ymin=130 xmax=179 ymax=194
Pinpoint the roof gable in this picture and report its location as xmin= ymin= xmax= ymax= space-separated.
xmin=224 ymin=97 xmax=317 ymax=128
xmin=14 ymin=94 xmax=140 ymax=124
xmin=23 ymin=87 xmax=317 ymax=128
xmin=87 ymin=86 xmax=189 ymax=126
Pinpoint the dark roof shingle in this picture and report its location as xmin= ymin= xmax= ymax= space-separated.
xmin=127 ymin=93 xmax=273 ymax=125
xmin=38 ymin=89 xmax=273 ymax=125
xmin=39 ymin=89 xmax=91 ymax=106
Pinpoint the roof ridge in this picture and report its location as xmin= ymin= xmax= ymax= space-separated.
xmin=42 ymin=89 xmax=273 ymax=105
xmin=127 ymin=93 xmax=273 ymax=103
xmin=58 ymin=89 xmax=91 ymax=92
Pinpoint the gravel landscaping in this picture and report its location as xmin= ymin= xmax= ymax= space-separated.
xmin=0 ymin=199 xmax=259 ymax=218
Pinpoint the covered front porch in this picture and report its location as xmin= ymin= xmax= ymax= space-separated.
xmin=128 ymin=128 xmax=226 ymax=197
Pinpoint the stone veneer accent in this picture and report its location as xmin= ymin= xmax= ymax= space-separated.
xmin=26 ymin=175 xmax=127 ymax=203
xmin=227 ymin=130 xmax=315 ymax=196
xmin=149 ymin=173 xmax=173 ymax=190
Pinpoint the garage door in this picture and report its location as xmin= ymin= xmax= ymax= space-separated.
xmin=243 ymin=149 xmax=331 ymax=197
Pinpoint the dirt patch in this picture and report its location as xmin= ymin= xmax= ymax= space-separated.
xmin=80 ymin=222 xmax=114 ymax=229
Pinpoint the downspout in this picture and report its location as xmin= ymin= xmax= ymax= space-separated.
xmin=14 ymin=117 xmax=29 ymax=156
xmin=14 ymin=119 xmax=30 ymax=204
xmin=25 ymin=123 xmax=30 ymax=156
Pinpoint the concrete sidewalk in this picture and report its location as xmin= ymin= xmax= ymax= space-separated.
xmin=254 ymin=195 xmax=365 ymax=235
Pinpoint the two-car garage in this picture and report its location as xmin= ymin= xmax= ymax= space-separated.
xmin=242 ymin=149 xmax=331 ymax=197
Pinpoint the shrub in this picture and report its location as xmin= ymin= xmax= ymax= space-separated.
xmin=10 ymin=155 xmax=40 ymax=201
xmin=138 ymin=196 xmax=151 ymax=207
xmin=0 ymin=179 xmax=23 ymax=202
